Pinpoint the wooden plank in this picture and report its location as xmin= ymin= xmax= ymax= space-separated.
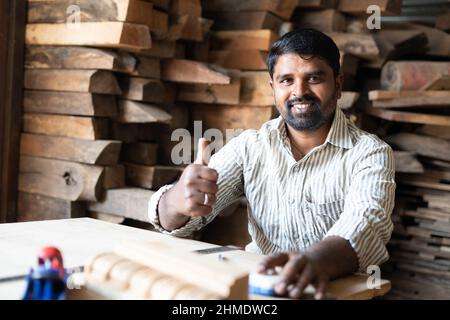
xmin=24 ymin=69 xmax=122 ymax=94
xmin=366 ymin=108 xmax=450 ymax=126
xmin=416 ymin=124 xmax=450 ymax=140
xmin=177 ymin=77 xmax=241 ymax=105
xmin=87 ymin=188 xmax=155 ymax=222
xmin=329 ymin=33 xmax=380 ymax=60
xmin=103 ymin=165 xmax=125 ymax=189
xmin=128 ymin=55 xmax=160 ymax=78
xmin=239 ymin=71 xmax=273 ymax=106
xmin=161 ymin=59 xmax=230 ymax=84
xmin=204 ymin=11 xmax=283 ymax=33
xmin=23 ymin=114 xmax=109 ymax=140
xmin=122 ymin=142 xmax=158 ymax=165
xmin=151 ymin=8 xmax=169 ymax=37
xmin=19 ymin=156 xmax=104 ymax=201
xmin=209 ymin=50 xmax=267 ymax=70
xmin=296 ymin=0 xmax=338 ymax=8
xmin=420 ymin=74 xmax=450 ymax=91
xmin=23 ymin=90 xmax=117 ymax=117
xmin=369 ymin=90 xmax=450 ymax=100
xmin=436 ymin=12 xmax=450 ymax=32
xmin=398 ymin=179 xmax=450 ymax=193
xmin=17 ymin=192 xmax=85 ymax=222
xmin=202 ymin=0 xmax=297 ymax=20
xmin=20 ymin=133 xmax=122 ymax=165
xmin=27 ymin=0 xmax=154 ymax=29
xmin=385 ymin=133 xmax=450 ymax=162
xmin=369 ymin=90 xmax=450 ymax=108
xmin=169 ymin=15 xmax=209 ymax=42
xmin=116 ymin=99 xmax=172 ymax=123
xmin=25 ymin=46 xmax=136 ymax=72
xmin=211 ymin=30 xmax=277 ymax=51
xmin=338 ymin=0 xmax=402 ymax=16
xmin=170 ymin=0 xmax=202 ymax=17
xmin=125 ymin=164 xmax=181 ymax=189
xmin=292 ymin=9 xmax=346 ymax=32
xmin=148 ymin=0 xmax=170 ymax=11
xmin=393 ymin=151 xmax=424 ymax=173
xmin=381 ymin=61 xmax=450 ymax=91
xmin=134 ymin=40 xmax=176 ymax=58
xmin=119 ymin=77 xmax=165 ymax=103
xmin=26 ymin=22 xmax=151 ymax=50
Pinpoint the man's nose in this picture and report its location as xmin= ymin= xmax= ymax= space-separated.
xmin=290 ymin=80 xmax=309 ymax=99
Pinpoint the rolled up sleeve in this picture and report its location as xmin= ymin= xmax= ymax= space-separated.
xmin=325 ymin=143 xmax=396 ymax=272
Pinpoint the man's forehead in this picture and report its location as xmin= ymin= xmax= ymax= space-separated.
xmin=273 ymin=53 xmax=331 ymax=75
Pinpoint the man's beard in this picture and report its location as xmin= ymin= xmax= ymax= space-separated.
xmin=283 ymin=94 xmax=333 ymax=132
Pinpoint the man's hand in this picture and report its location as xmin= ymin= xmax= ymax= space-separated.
xmin=257 ymin=236 xmax=359 ymax=299
xmin=158 ymin=138 xmax=219 ymax=230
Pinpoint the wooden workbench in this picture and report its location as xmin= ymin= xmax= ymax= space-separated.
xmin=0 ymin=218 xmax=390 ymax=300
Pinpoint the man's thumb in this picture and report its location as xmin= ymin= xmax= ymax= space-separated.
xmin=194 ymin=138 xmax=210 ymax=165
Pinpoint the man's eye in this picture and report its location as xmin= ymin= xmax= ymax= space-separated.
xmin=280 ymin=79 xmax=292 ymax=84
xmin=308 ymin=76 xmax=321 ymax=83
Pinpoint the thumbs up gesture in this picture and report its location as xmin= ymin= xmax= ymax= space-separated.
xmin=170 ymin=138 xmax=219 ymax=217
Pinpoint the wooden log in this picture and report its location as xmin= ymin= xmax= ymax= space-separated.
xmin=119 ymin=77 xmax=165 ymax=103
xmin=177 ymin=77 xmax=241 ymax=105
xmin=239 ymin=71 xmax=273 ymax=106
xmin=338 ymin=0 xmax=402 ymax=16
xmin=190 ymin=104 xmax=276 ymax=133
xmin=23 ymin=90 xmax=117 ymax=117
xmin=202 ymin=0 xmax=297 ymax=20
xmin=24 ymin=69 xmax=122 ymax=94
xmin=27 ymin=0 xmax=154 ymax=29
xmin=161 ymin=59 xmax=230 ymax=84
xmin=122 ymin=142 xmax=158 ymax=165
xmin=116 ymin=100 xmax=172 ymax=123
xmin=17 ymin=192 xmax=85 ymax=222
xmin=20 ymin=133 xmax=121 ymax=165
xmin=366 ymin=108 xmax=450 ymax=127
xmin=296 ymin=0 xmax=338 ymax=8
xmin=420 ymin=75 xmax=450 ymax=91
xmin=385 ymin=133 xmax=450 ymax=162
xmin=25 ymin=46 xmax=136 ymax=72
xmin=104 ymin=165 xmax=125 ymax=189
xmin=125 ymin=164 xmax=181 ymax=189
xmin=23 ymin=114 xmax=109 ymax=140
xmin=393 ymin=151 xmax=424 ymax=173
xmin=209 ymin=50 xmax=267 ymax=70
xmin=19 ymin=156 xmax=104 ymax=201
xmin=381 ymin=61 xmax=450 ymax=91
xmin=369 ymin=90 xmax=450 ymax=108
xmin=292 ymin=9 xmax=346 ymax=32
xmin=204 ymin=11 xmax=283 ymax=33
xmin=26 ymin=22 xmax=151 ymax=50
xmin=128 ymin=55 xmax=160 ymax=78
xmin=211 ymin=30 xmax=277 ymax=51
xmin=87 ymin=188 xmax=155 ymax=222
xmin=328 ymin=33 xmax=380 ymax=60
xmin=170 ymin=0 xmax=202 ymax=17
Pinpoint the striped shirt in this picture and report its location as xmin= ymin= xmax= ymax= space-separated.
xmin=148 ymin=108 xmax=396 ymax=272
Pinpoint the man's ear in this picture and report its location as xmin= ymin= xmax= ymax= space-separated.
xmin=335 ymin=73 xmax=344 ymax=99
xmin=269 ymin=79 xmax=273 ymax=90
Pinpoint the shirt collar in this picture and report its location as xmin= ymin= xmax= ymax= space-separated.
xmin=269 ymin=107 xmax=354 ymax=149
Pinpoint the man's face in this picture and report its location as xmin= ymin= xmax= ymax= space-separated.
xmin=270 ymin=53 xmax=342 ymax=132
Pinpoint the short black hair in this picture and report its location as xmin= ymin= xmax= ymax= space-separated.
xmin=267 ymin=28 xmax=341 ymax=78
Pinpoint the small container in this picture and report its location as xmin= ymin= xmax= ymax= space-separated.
xmin=248 ymin=272 xmax=281 ymax=296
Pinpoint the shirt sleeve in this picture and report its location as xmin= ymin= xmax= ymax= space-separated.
xmin=325 ymin=142 xmax=396 ymax=272
xmin=147 ymin=132 xmax=248 ymax=237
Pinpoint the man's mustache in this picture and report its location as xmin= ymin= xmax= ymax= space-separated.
xmin=286 ymin=95 xmax=320 ymax=108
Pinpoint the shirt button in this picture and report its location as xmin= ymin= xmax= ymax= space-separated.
xmin=287 ymin=197 xmax=295 ymax=204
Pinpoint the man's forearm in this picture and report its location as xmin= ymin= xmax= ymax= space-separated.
xmin=305 ymin=236 xmax=359 ymax=279
xmin=157 ymin=187 xmax=190 ymax=231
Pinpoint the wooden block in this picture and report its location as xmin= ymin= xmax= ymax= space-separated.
xmin=23 ymin=90 xmax=117 ymax=117
xmin=20 ymin=133 xmax=122 ymax=165
xmin=19 ymin=156 xmax=104 ymax=201
xmin=338 ymin=92 xmax=359 ymax=110
xmin=239 ymin=71 xmax=273 ymax=106
xmin=177 ymin=77 xmax=241 ymax=105
xmin=366 ymin=108 xmax=450 ymax=127
xmin=134 ymin=40 xmax=176 ymax=58
xmin=385 ymin=133 xmax=450 ymax=162
xmin=27 ymin=0 xmax=154 ymax=29
xmin=292 ymin=9 xmax=346 ymax=32
xmin=190 ymin=104 xmax=276 ymax=132
xmin=122 ymin=142 xmax=158 ymax=165
xmin=170 ymin=0 xmax=202 ymax=17
xmin=209 ymin=50 xmax=267 ymax=70
xmin=369 ymin=90 xmax=450 ymax=108
xmin=405 ymin=23 xmax=450 ymax=57
xmin=148 ymin=0 xmax=170 ymax=11
xmin=296 ymin=0 xmax=338 ymax=8
xmin=416 ymin=125 xmax=450 ymax=140
xmin=211 ymin=30 xmax=277 ymax=51
xmin=393 ymin=151 xmax=424 ymax=173
xmin=338 ymin=0 xmax=402 ymax=16
xmin=152 ymin=9 xmax=169 ymax=37
xmin=125 ymin=164 xmax=181 ymax=189
xmin=161 ymin=59 xmax=230 ymax=84
xmin=87 ymin=187 xmax=155 ymax=222
xmin=23 ymin=114 xmax=109 ymax=140
xmin=24 ymin=69 xmax=122 ymax=94
xmin=420 ymin=75 xmax=450 ymax=91
xmin=202 ymin=0 xmax=297 ymax=20
xmin=119 ymin=77 xmax=165 ymax=103
xmin=116 ymin=100 xmax=172 ymax=123
xmin=436 ymin=12 xmax=450 ymax=31
xmin=17 ymin=192 xmax=85 ymax=222
xmin=104 ymin=165 xmax=125 ymax=189
xmin=26 ymin=22 xmax=151 ymax=50
xmin=329 ymin=33 xmax=380 ymax=60
xmin=168 ymin=15 xmax=208 ymax=42
xmin=381 ymin=61 xmax=450 ymax=91
xmin=25 ymin=46 xmax=136 ymax=72
xmin=128 ymin=55 xmax=160 ymax=78
xmin=204 ymin=11 xmax=283 ymax=33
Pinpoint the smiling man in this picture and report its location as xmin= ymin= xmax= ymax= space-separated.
xmin=148 ymin=28 xmax=396 ymax=299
